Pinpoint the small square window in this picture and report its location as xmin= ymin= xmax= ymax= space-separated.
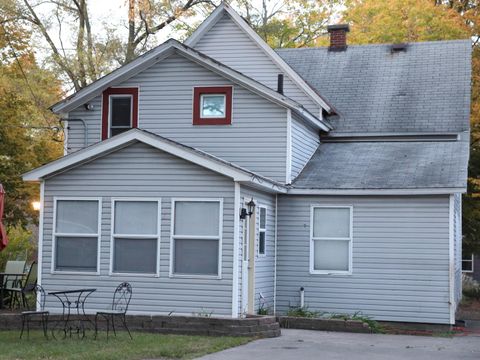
xmin=201 ymin=94 xmax=226 ymax=118
xmin=193 ymin=87 xmax=232 ymax=125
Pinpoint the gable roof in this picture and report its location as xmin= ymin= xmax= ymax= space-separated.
xmin=23 ymin=128 xmax=287 ymax=193
xmin=51 ymin=39 xmax=330 ymax=131
xmin=184 ymin=2 xmax=334 ymax=114
xmin=290 ymin=140 xmax=469 ymax=194
xmin=277 ymin=40 xmax=471 ymax=135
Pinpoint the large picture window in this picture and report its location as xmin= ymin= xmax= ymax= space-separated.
xmin=310 ymin=206 xmax=352 ymax=275
xmin=111 ymin=199 xmax=160 ymax=275
xmin=53 ymin=198 xmax=101 ymax=273
xmin=171 ymin=199 xmax=222 ymax=277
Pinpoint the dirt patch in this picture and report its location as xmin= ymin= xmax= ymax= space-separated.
xmin=457 ymin=298 xmax=480 ymax=320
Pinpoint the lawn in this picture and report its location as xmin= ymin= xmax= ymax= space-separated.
xmin=0 ymin=331 xmax=252 ymax=360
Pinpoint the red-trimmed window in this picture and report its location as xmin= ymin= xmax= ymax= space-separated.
xmin=102 ymin=87 xmax=138 ymax=140
xmin=193 ymin=86 xmax=232 ymax=125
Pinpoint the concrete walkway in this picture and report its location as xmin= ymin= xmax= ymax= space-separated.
xmin=197 ymin=329 xmax=480 ymax=360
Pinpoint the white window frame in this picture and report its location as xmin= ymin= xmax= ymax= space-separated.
xmin=51 ymin=197 xmax=102 ymax=275
xmin=108 ymin=94 xmax=133 ymax=137
xmin=309 ymin=205 xmax=353 ymax=275
xmin=109 ymin=198 xmax=161 ymax=277
xmin=258 ymin=205 xmax=267 ymax=257
xmin=462 ymin=254 xmax=474 ymax=273
xmin=200 ymin=93 xmax=227 ymax=119
xmin=170 ymin=198 xmax=223 ymax=279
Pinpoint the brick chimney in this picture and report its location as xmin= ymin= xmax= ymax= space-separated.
xmin=327 ymin=24 xmax=350 ymax=51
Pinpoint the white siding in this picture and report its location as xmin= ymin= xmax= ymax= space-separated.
xmin=194 ymin=13 xmax=319 ymax=114
xmin=240 ymin=186 xmax=276 ymax=314
xmin=66 ymin=54 xmax=288 ymax=183
xmin=276 ymin=195 xmax=452 ymax=324
xmin=42 ymin=142 xmax=235 ymax=316
xmin=291 ymin=113 xmax=320 ymax=179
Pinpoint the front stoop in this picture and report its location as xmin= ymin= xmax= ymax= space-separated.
xmin=0 ymin=313 xmax=281 ymax=338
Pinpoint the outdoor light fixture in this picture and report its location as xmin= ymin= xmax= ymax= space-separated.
xmin=32 ymin=201 xmax=41 ymax=211
xmin=240 ymin=198 xmax=256 ymax=219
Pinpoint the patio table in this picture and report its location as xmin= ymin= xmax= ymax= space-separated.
xmin=0 ymin=272 xmax=26 ymax=309
xmin=48 ymin=288 xmax=96 ymax=339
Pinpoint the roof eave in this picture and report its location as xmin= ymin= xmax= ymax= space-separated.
xmin=287 ymin=187 xmax=466 ymax=195
xmin=23 ymin=129 xmax=287 ymax=193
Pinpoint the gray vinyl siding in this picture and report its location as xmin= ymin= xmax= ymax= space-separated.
xmin=194 ymin=13 xmax=319 ymax=114
xmin=291 ymin=113 xmax=320 ymax=180
xmin=454 ymin=193 xmax=462 ymax=305
xmin=66 ymin=53 xmax=288 ymax=183
xmin=41 ymin=142 xmax=235 ymax=316
xmin=276 ymin=195 xmax=452 ymax=324
xmin=240 ymin=186 xmax=276 ymax=315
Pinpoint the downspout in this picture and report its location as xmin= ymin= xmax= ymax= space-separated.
xmin=232 ymin=182 xmax=241 ymax=318
xmin=59 ymin=118 xmax=88 ymax=150
xmin=36 ymin=180 xmax=44 ymax=312
xmin=273 ymin=193 xmax=278 ymax=314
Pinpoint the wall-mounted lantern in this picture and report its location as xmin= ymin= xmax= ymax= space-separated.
xmin=240 ymin=198 xmax=256 ymax=219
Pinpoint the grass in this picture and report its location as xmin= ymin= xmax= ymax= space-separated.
xmin=0 ymin=331 xmax=251 ymax=360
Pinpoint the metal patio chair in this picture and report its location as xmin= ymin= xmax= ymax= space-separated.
xmin=7 ymin=262 xmax=37 ymax=309
xmin=95 ymin=282 xmax=133 ymax=340
xmin=20 ymin=284 xmax=49 ymax=339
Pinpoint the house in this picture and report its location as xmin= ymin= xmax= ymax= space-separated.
xmin=23 ymin=3 xmax=470 ymax=325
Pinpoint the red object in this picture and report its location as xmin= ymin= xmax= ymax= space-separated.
xmin=102 ymin=87 xmax=139 ymax=140
xmin=0 ymin=184 xmax=8 ymax=251
xmin=193 ymin=86 xmax=232 ymax=125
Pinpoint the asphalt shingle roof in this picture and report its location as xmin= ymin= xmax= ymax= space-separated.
xmin=276 ymin=40 xmax=471 ymax=134
xmin=292 ymin=140 xmax=469 ymax=189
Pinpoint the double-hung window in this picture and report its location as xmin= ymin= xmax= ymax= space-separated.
xmin=111 ymin=199 xmax=160 ymax=275
xmin=102 ymin=87 xmax=138 ymax=139
xmin=258 ymin=206 xmax=267 ymax=256
xmin=171 ymin=199 xmax=222 ymax=277
xmin=53 ymin=198 xmax=101 ymax=273
xmin=462 ymin=254 xmax=474 ymax=273
xmin=310 ymin=206 xmax=352 ymax=275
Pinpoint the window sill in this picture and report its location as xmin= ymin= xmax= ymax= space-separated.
xmin=169 ymin=273 xmax=222 ymax=280
xmin=109 ymin=272 xmax=160 ymax=278
xmin=309 ymin=270 xmax=352 ymax=276
xmin=51 ymin=270 xmax=100 ymax=276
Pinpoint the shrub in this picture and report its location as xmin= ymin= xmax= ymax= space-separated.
xmin=462 ymin=274 xmax=480 ymax=299
xmin=0 ymin=225 xmax=36 ymax=270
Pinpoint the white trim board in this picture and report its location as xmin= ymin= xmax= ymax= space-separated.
xmin=448 ymin=194 xmax=455 ymax=325
xmin=184 ymin=3 xmax=333 ymax=114
xmin=23 ymin=129 xmax=287 ymax=194
xmin=287 ymin=188 xmax=467 ymax=196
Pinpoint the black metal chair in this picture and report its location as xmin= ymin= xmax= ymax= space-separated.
xmin=95 ymin=282 xmax=133 ymax=340
xmin=20 ymin=284 xmax=49 ymax=339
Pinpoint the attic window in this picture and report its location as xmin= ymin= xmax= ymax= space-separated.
xmin=193 ymin=86 xmax=232 ymax=125
xmin=102 ymin=87 xmax=138 ymax=139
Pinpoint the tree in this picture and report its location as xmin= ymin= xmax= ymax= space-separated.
xmin=4 ymin=0 xmax=215 ymax=91
xmin=235 ymin=0 xmax=340 ymax=48
xmin=342 ymin=0 xmax=480 ymax=255
xmin=344 ymin=0 xmax=469 ymax=44
xmin=0 ymin=5 xmax=63 ymax=228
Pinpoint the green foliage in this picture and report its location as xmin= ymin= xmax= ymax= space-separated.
xmin=0 ymin=331 xmax=251 ymax=360
xmin=0 ymin=9 xmax=63 ymax=229
xmin=286 ymin=306 xmax=322 ymax=318
xmin=0 ymin=225 xmax=35 ymax=270
xmin=463 ymin=274 xmax=480 ymax=299
xmin=329 ymin=311 xmax=383 ymax=333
